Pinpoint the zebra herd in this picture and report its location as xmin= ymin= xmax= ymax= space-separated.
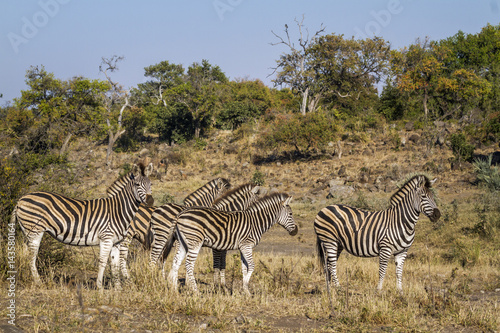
xmin=12 ymin=161 xmax=440 ymax=294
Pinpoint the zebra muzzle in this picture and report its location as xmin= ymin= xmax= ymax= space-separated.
xmin=289 ymin=225 xmax=298 ymax=236
xmin=430 ymin=208 xmax=441 ymax=222
xmin=145 ymin=194 xmax=154 ymax=207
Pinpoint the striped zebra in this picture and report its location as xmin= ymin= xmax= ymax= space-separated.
xmin=169 ymin=193 xmax=297 ymax=294
xmin=118 ymin=177 xmax=233 ymax=280
xmin=161 ymin=183 xmax=261 ymax=285
xmin=148 ymin=178 xmax=230 ymax=268
xmin=11 ymin=163 xmax=154 ymax=290
xmin=314 ymin=174 xmax=440 ymax=292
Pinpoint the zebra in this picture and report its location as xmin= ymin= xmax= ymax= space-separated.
xmin=314 ymin=174 xmax=440 ymax=292
xmin=11 ymin=163 xmax=154 ymax=290
xmin=148 ymin=178 xmax=230 ymax=268
xmin=211 ymin=183 xmax=260 ymax=286
xmin=118 ymin=177 xmax=234 ymax=280
xmin=160 ymin=183 xmax=261 ymax=285
xmin=169 ymin=193 xmax=298 ymax=295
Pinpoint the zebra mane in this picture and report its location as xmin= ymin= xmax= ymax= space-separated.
xmin=212 ymin=183 xmax=253 ymax=206
xmin=389 ymin=173 xmax=433 ymax=207
xmin=183 ymin=177 xmax=230 ymax=204
xmin=249 ymin=192 xmax=290 ymax=209
xmin=106 ymin=172 xmax=133 ymax=197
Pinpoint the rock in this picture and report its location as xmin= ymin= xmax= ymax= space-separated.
xmin=338 ymin=165 xmax=346 ymax=177
xmin=138 ymin=148 xmax=149 ymax=157
xmin=327 ymin=184 xmax=355 ymax=199
xmin=408 ymin=134 xmax=420 ymax=144
xmin=436 ymin=135 xmax=446 ymax=146
xmin=329 ymin=179 xmax=344 ymax=187
xmin=405 ymin=121 xmax=414 ymax=131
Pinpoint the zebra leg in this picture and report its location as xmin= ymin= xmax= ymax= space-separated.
xmin=97 ymin=238 xmax=114 ymax=290
xmin=219 ymin=250 xmax=227 ymax=287
xmin=377 ymin=248 xmax=392 ymax=291
xmin=212 ymin=249 xmax=226 ymax=286
xmin=27 ymin=232 xmax=44 ymax=285
xmin=323 ymin=241 xmax=342 ymax=288
xmin=239 ymin=246 xmax=255 ymax=296
xmin=110 ymin=244 xmax=122 ymax=290
xmin=185 ymin=243 xmax=203 ymax=293
xmin=162 ymin=240 xmax=180 ymax=279
xmin=119 ymin=232 xmax=134 ymax=280
xmin=168 ymin=242 xmax=186 ymax=290
xmin=394 ymin=250 xmax=408 ymax=292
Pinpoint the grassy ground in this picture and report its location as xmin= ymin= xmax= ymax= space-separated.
xmin=1 ymin=133 xmax=499 ymax=332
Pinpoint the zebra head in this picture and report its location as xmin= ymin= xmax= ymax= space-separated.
xmin=277 ymin=195 xmax=298 ymax=236
xmin=131 ymin=162 xmax=154 ymax=207
xmin=415 ymin=176 xmax=440 ymax=222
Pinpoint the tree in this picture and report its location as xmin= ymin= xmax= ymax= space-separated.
xmin=271 ymin=16 xmax=325 ymax=115
xmin=137 ymin=60 xmax=185 ymax=107
xmin=308 ymin=34 xmax=391 ymax=114
xmin=182 ymin=60 xmax=228 ymax=138
xmin=13 ymin=65 xmax=108 ymax=155
xmin=99 ymin=56 xmax=131 ymax=166
xmin=391 ymin=38 xmax=449 ymax=119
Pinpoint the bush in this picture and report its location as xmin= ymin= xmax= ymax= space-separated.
xmin=252 ymin=170 xmax=265 ymax=186
xmin=259 ymin=110 xmax=339 ymax=153
xmin=450 ymin=133 xmax=475 ymax=162
xmin=473 ymin=154 xmax=500 ymax=191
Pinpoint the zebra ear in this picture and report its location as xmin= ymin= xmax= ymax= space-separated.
xmin=283 ymin=196 xmax=293 ymax=206
xmin=144 ymin=162 xmax=154 ymax=177
xmin=131 ymin=163 xmax=141 ymax=178
xmin=251 ymin=186 xmax=260 ymax=195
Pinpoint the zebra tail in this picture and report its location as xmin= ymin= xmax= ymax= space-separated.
xmin=160 ymin=225 xmax=177 ymax=262
xmin=316 ymin=236 xmax=330 ymax=281
xmin=144 ymin=225 xmax=154 ymax=251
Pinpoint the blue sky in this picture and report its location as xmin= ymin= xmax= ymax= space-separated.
xmin=1 ymin=0 xmax=498 ymax=104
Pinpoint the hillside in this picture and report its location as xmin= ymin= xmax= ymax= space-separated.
xmin=2 ymin=126 xmax=499 ymax=332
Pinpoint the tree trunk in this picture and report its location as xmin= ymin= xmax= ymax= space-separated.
xmin=59 ymin=133 xmax=73 ymax=156
xmin=308 ymin=93 xmax=321 ymax=113
xmin=300 ymin=87 xmax=309 ymax=115
xmin=423 ymin=89 xmax=429 ymax=119
xmin=106 ymin=129 xmax=126 ymax=167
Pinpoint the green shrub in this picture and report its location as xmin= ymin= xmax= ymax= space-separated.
xmin=252 ymin=170 xmax=265 ymax=186
xmin=259 ymin=110 xmax=339 ymax=153
xmin=450 ymin=133 xmax=475 ymax=162
xmin=473 ymin=154 xmax=500 ymax=191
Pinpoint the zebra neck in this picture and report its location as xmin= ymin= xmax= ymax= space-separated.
xmin=246 ymin=204 xmax=277 ymax=235
xmin=389 ymin=194 xmax=420 ymax=228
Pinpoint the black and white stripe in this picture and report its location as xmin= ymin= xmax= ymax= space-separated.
xmin=148 ymin=178 xmax=230 ymax=268
xmin=314 ymin=174 xmax=440 ymax=292
xmin=170 ymin=193 xmax=297 ymax=294
xmin=12 ymin=163 xmax=154 ymax=290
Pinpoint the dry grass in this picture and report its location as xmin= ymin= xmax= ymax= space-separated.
xmin=1 ymin=134 xmax=499 ymax=332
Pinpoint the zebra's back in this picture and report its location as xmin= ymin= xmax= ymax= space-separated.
xmin=16 ymin=191 xmax=110 ymax=246
xmin=314 ymin=204 xmax=391 ymax=257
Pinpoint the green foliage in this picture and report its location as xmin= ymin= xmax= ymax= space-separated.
xmin=251 ymin=170 xmax=265 ymax=186
xmin=216 ymin=101 xmax=259 ymax=130
xmin=473 ymin=155 xmax=500 ymax=191
xmin=259 ymin=110 xmax=339 ymax=153
xmin=0 ymin=157 xmax=29 ymax=235
xmin=484 ymin=112 xmax=500 ymax=141
xmin=116 ymin=106 xmax=148 ymax=152
xmin=449 ymin=133 xmax=475 ymax=162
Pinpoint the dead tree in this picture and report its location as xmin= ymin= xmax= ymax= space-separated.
xmin=270 ymin=16 xmax=325 ymax=115
xmin=99 ymin=56 xmax=130 ymax=167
